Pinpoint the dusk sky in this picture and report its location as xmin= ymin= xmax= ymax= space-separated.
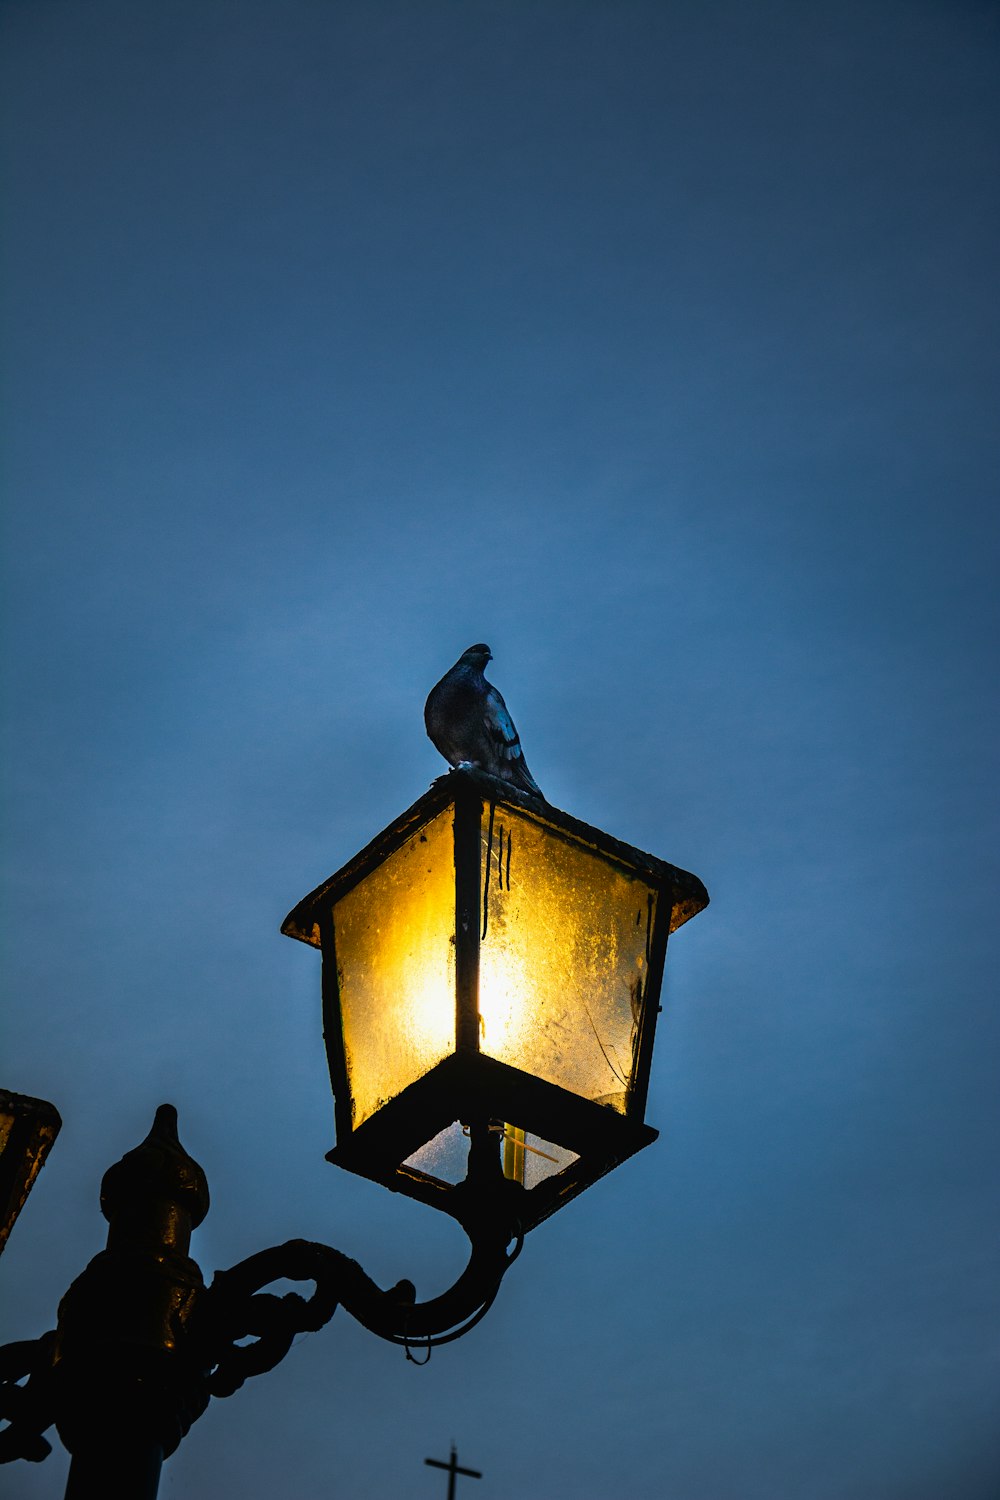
xmin=2 ymin=2 xmax=998 ymax=1496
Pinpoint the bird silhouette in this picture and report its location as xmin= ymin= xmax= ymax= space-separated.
xmin=424 ymin=643 xmax=543 ymax=797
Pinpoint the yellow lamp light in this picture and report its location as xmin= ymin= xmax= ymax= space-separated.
xmin=282 ymin=769 xmax=708 ymax=1234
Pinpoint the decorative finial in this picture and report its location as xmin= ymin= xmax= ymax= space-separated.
xmin=99 ymin=1103 xmax=209 ymax=1228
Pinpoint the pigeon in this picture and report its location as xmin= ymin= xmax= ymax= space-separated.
xmin=424 ymin=643 xmax=543 ymax=797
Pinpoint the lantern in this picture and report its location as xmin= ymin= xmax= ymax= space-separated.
xmin=0 ymin=1089 xmax=62 ymax=1256
xmin=282 ymin=770 xmax=708 ymax=1235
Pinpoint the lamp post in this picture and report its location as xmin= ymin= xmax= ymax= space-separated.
xmin=0 ymin=769 xmax=708 ymax=1494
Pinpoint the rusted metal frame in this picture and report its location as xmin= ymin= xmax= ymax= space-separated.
xmin=317 ymin=905 xmax=352 ymax=1144
xmin=281 ymin=778 xmax=456 ymax=945
xmin=329 ymin=1051 xmax=657 ymax=1173
xmin=0 ymin=1091 xmax=62 ymax=1258
xmin=450 ymin=787 xmax=508 ymax=1212
xmin=628 ymin=889 xmax=675 ymax=1121
xmin=282 ymin=768 xmax=709 ymax=949
xmin=452 ymin=784 xmax=481 ymax=1058
xmin=328 ymin=1052 xmax=658 ymax=1236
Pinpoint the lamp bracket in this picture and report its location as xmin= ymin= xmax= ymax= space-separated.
xmin=0 ymin=1106 xmax=522 ymax=1470
xmin=203 ymin=1214 xmax=520 ymax=1393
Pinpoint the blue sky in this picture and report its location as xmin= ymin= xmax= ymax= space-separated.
xmin=2 ymin=2 xmax=998 ymax=1496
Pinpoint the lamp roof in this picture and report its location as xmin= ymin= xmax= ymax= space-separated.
xmin=281 ymin=768 xmax=709 ymax=949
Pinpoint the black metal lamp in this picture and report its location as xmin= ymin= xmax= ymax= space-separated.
xmin=0 ymin=771 xmax=708 ymax=1497
xmin=0 ymin=1091 xmax=62 ymax=1259
xmin=282 ymin=769 xmax=708 ymax=1236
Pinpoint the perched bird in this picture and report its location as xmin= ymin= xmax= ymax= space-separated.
xmin=424 ymin=643 xmax=543 ymax=797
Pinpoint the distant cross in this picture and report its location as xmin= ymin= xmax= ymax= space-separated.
xmin=425 ymin=1443 xmax=482 ymax=1500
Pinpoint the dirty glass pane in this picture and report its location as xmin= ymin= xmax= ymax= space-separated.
xmin=402 ymin=1121 xmax=470 ymax=1185
xmin=478 ymin=807 xmax=656 ymax=1113
xmin=334 ymin=808 xmax=456 ymax=1127
xmin=501 ymin=1124 xmax=579 ymax=1190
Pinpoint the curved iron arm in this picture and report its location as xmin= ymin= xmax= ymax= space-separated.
xmin=201 ymin=1214 xmax=521 ymax=1396
xmin=0 ymin=1333 xmax=57 ymax=1463
xmin=0 ymin=1222 xmax=521 ymax=1456
xmin=0 ymin=1106 xmax=523 ymax=1475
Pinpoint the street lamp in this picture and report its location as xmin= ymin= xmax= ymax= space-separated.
xmin=282 ymin=768 xmax=708 ymax=1236
xmin=0 ymin=769 xmax=708 ymax=1496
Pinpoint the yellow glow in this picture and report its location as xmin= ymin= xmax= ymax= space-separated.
xmin=478 ymin=806 xmax=656 ymax=1112
xmin=477 ymin=944 xmax=530 ymax=1053
xmin=334 ymin=809 xmax=456 ymax=1126
xmin=332 ymin=796 xmax=657 ymax=1141
xmin=502 ymin=1124 xmax=526 ymax=1182
xmin=407 ymin=973 xmax=456 ymax=1054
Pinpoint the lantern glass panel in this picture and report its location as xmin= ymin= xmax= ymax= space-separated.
xmin=478 ymin=806 xmax=658 ymax=1113
xmin=333 ymin=807 xmax=456 ymax=1127
xmin=517 ymin=1130 xmax=580 ymax=1190
xmin=402 ymin=1122 xmax=471 ymax=1184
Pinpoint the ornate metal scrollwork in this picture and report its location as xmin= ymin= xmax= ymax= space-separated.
xmin=0 ymin=1108 xmax=520 ymax=1475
